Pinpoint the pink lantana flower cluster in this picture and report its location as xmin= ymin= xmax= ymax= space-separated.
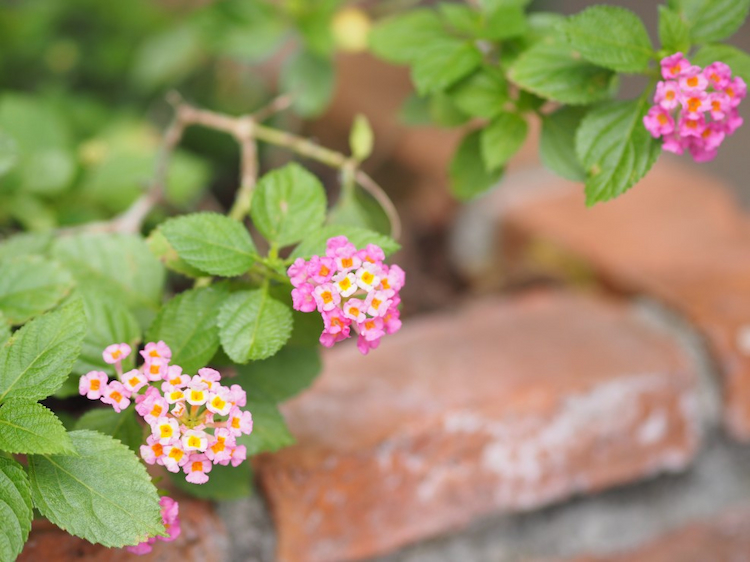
xmin=79 ymin=341 xmax=253 ymax=485
xmin=288 ymin=236 xmax=405 ymax=355
xmin=644 ymin=52 xmax=746 ymax=162
xmin=126 ymin=496 xmax=181 ymax=555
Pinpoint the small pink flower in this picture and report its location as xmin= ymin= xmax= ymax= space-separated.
xmin=102 ymin=343 xmax=131 ymax=365
xmin=654 ymin=80 xmax=681 ymax=110
xmin=229 ymin=444 xmax=247 ymax=468
xmin=343 ymin=299 xmax=366 ymax=323
xmin=163 ymin=365 xmax=189 ymax=389
xmin=708 ymin=92 xmax=731 ymax=120
xmin=206 ymin=429 xmax=235 ymax=464
xmin=162 ymin=384 xmax=185 ymax=404
xmin=159 ymin=497 xmax=181 ymax=542
xmin=313 ymin=283 xmax=341 ymax=312
xmin=325 ymin=235 xmax=351 ymax=257
xmin=332 ymin=272 xmax=357 ymax=297
xmin=704 ymin=61 xmax=732 ymax=89
xmin=725 ymin=77 xmax=747 ymax=107
xmin=227 ymin=407 xmax=253 ymax=436
xmin=383 ymin=307 xmax=403 ymax=335
xmin=228 ymin=384 xmax=247 ymax=407
xmin=162 ymin=443 xmax=189 ymax=473
xmin=101 ymin=381 xmax=131 ymax=413
xmin=357 ymin=334 xmax=381 ymax=355
xmin=323 ymin=308 xmax=351 ymax=335
xmin=662 ymin=134 xmax=687 ymax=155
xmin=185 ymin=382 xmax=209 ymax=406
xmin=687 ymin=138 xmax=718 ymax=162
xmin=291 ymin=283 xmax=317 ymax=312
xmin=184 ymin=454 xmax=212 ymax=484
xmin=724 ymin=108 xmax=744 ymax=135
xmin=126 ymin=540 xmax=155 ymax=555
xmin=355 ymin=263 xmax=382 ymax=292
xmin=679 ymin=114 xmax=707 ymax=138
xmin=381 ymin=265 xmax=405 ymax=296
xmin=643 ymin=106 xmax=674 ymax=138
xmin=140 ymin=435 xmax=166 ymax=466
xmin=357 ymin=243 xmax=385 ymax=264
xmin=137 ymin=389 xmax=169 ymax=423
xmin=328 ymin=241 xmax=361 ymax=272
xmin=307 ymin=255 xmax=336 ymax=284
xmin=365 ymin=291 xmax=391 ymax=317
xmin=358 ymin=317 xmax=385 ymax=342
xmin=79 ymin=371 xmax=108 ymax=400
xmin=701 ymin=122 xmax=726 ymax=150
xmin=678 ymin=66 xmax=708 ymax=91
xmin=141 ymin=341 xmax=172 ymax=362
xmin=680 ymin=89 xmax=709 ymax=117
xmin=143 ymin=356 xmax=168 ymax=381
xmin=182 ymin=429 xmax=209 ymax=452
xmin=205 ymin=388 xmax=233 ymax=416
xmin=122 ymin=369 xmax=148 ymax=393
xmin=151 ymin=416 xmax=180 ymax=445
xmin=287 ymin=257 xmax=309 ymax=288
xmin=660 ymin=52 xmax=690 ymax=79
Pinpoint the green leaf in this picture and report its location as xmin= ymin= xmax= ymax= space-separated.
xmin=0 ymin=256 xmax=74 ymax=325
xmin=450 ymin=66 xmax=509 ymax=119
xmin=449 ymin=130 xmax=504 ymax=201
xmin=350 ymin=114 xmax=374 ymax=162
xmin=169 ymin=461 xmax=252 ymax=501
xmin=240 ymin=390 xmax=294 ymax=456
xmin=28 ymin=430 xmax=163 ymax=548
xmin=576 ymin=98 xmax=662 ymax=205
xmin=0 ymin=299 xmax=87 ymax=403
xmin=74 ymin=291 xmax=141 ymax=378
xmin=0 ymin=313 xmax=8 ymax=347
xmin=281 ymin=51 xmax=334 ymax=118
xmin=369 ymin=9 xmax=446 ymax=64
xmin=160 ymin=212 xmax=257 ymax=277
xmin=669 ymin=0 xmax=750 ymax=43
xmin=131 ymin=24 xmax=203 ymax=91
xmin=428 ymin=93 xmax=471 ymax=127
xmin=480 ymin=112 xmax=528 ymax=171
xmin=218 ymin=289 xmax=293 ymax=363
xmin=146 ymin=286 xmax=228 ymax=374
xmin=540 ymin=106 xmax=588 ymax=182
xmin=251 ymin=163 xmax=327 ymax=247
xmin=693 ymin=44 xmax=750 ymax=85
xmin=563 ymin=6 xmax=653 ymax=73
xmin=52 ymin=234 xmax=165 ymax=327
xmin=399 ymin=94 xmax=433 ymax=125
xmin=508 ymin=36 xmax=617 ymax=105
xmin=0 ymin=131 xmax=18 ymax=178
xmin=658 ymin=6 xmax=691 ymax=54
xmin=290 ymin=225 xmax=400 ymax=260
xmin=0 ymin=232 xmax=52 ymax=261
xmin=0 ymin=457 xmax=33 ymax=562
xmin=0 ymin=400 xmax=74 ymax=455
xmin=412 ymin=38 xmax=482 ymax=95
xmin=482 ymin=6 xmax=528 ymax=40
xmin=439 ymin=3 xmax=481 ymax=36
xmin=236 ymin=345 xmax=321 ymax=403
xmin=146 ymin=229 xmax=208 ymax=278
xmin=75 ymin=408 xmax=143 ymax=453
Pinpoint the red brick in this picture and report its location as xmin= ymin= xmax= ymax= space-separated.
xmin=500 ymin=160 xmax=750 ymax=439
xmin=569 ymin=505 xmax=750 ymax=562
xmin=18 ymin=498 xmax=228 ymax=561
xmin=256 ymin=291 xmax=700 ymax=562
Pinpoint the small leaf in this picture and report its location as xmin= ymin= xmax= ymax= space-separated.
xmin=369 ymin=9 xmax=446 ymax=64
xmin=482 ymin=6 xmax=528 ymax=40
xmin=239 ymin=389 xmax=294 ymax=456
xmin=146 ymin=286 xmax=228 ymax=374
xmin=0 ymin=232 xmax=52 ymax=261
xmin=0 ymin=299 xmax=87 ymax=403
xmin=146 ymin=229 xmax=208 ymax=278
xmin=508 ymin=36 xmax=617 ymax=105
xmin=235 ymin=345 xmax=321 ymax=403
xmin=540 ymin=106 xmax=588 ymax=182
xmin=0 ymin=400 xmax=75 ymax=455
xmin=251 ymin=163 xmax=327 ymax=247
xmin=449 ymin=130 xmax=504 ymax=201
xmin=28 ymin=430 xmax=163 ymax=548
xmin=563 ymin=6 xmax=654 ymax=73
xmin=439 ymin=3 xmax=481 ymax=36
xmin=0 ymin=131 xmax=18 ymax=178
xmin=218 ymin=290 xmax=293 ymax=363
xmin=450 ymin=66 xmax=509 ymax=119
xmin=576 ymin=98 xmax=662 ymax=205
xmin=412 ymin=38 xmax=482 ymax=95
xmin=693 ymin=44 xmax=750 ymax=85
xmin=281 ymin=51 xmax=334 ymax=118
xmin=350 ymin=114 xmax=374 ymax=162
xmin=0 ymin=457 xmax=33 ymax=562
xmin=0 ymin=256 xmax=73 ymax=325
xmin=480 ymin=112 xmax=528 ymax=171
xmin=669 ymin=0 xmax=750 ymax=43
xmin=161 ymin=212 xmax=258 ymax=277
xmin=658 ymin=6 xmax=691 ymax=54
xmin=75 ymin=408 xmax=143 ymax=453
xmin=290 ymin=225 xmax=400 ymax=260
xmin=169 ymin=462 xmax=252 ymax=501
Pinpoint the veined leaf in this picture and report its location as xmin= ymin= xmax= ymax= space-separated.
xmin=235 ymin=345 xmax=321 ymax=403
xmin=450 ymin=66 xmax=509 ymax=119
xmin=669 ymin=0 xmax=750 ymax=43
xmin=0 ymin=256 xmax=73 ymax=325
xmin=540 ymin=106 xmax=588 ymax=182
xmin=369 ymin=9 xmax=445 ymax=64
xmin=0 ymin=232 xmax=52 ymax=261
xmin=480 ymin=111 xmax=528 ymax=171
xmin=449 ymin=130 xmax=503 ymax=201
xmin=658 ymin=5 xmax=691 ymax=54
xmin=693 ymin=44 xmax=750 ymax=85
xmin=0 ymin=457 xmax=33 ymax=562
xmin=0 ymin=400 xmax=74 ymax=455
xmin=75 ymin=408 xmax=143 ymax=453
xmin=411 ymin=38 xmax=482 ymax=95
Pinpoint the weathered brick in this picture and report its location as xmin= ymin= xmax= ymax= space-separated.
xmin=18 ymin=498 xmax=229 ymax=561
xmin=256 ymin=291 xmax=700 ymax=562
xmin=568 ymin=505 xmax=750 ymax=562
xmin=500 ymin=160 xmax=750 ymax=439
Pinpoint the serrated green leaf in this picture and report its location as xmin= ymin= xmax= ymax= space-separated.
xmin=350 ymin=114 xmax=374 ymax=162
xmin=508 ymin=36 xmax=617 ymax=105
xmin=0 ymin=299 xmax=87 ymax=403
xmin=412 ymin=38 xmax=482 ymax=95
xmin=290 ymin=225 xmax=400 ymax=260
xmin=449 ymin=130 xmax=504 ymax=201
xmin=251 ymin=163 xmax=328 ymax=247
xmin=75 ymin=408 xmax=143 ymax=453
xmin=236 ymin=345 xmax=321 ymax=403
xmin=28 ymin=430 xmax=163 ymax=548
xmin=0 ymin=232 xmax=52 ymax=261
xmin=450 ymin=66 xmax=509 ymax=119
xmin=428 ymin=93 xmax=471 ymax=127
xmin=669 ymin=0 xmax=750 ymax=43
xmin=160 ymin=212 xmax=257 ymax=277
xmin=281 ymin=51 xmax=334 ymax=118
xmin=169 ymin=461 xmax=252 ymax=500
xmin=146 ymin=286 xmax=228 ymax=374
xmin=563 ymin=6 xmax=653 ymax=73
xmin=0 ymin=256 xmax=74 ymax=325
xmin=693 ymin=44 xmax=750 ymax=85
xmin=146 ymin=229 xmax=208 ymax=278
xmin=540 ymin=106 xmax=588 ymax=182
xmin=0 ymin=400 xmax=74 ymax=455
xmin=74 ymin=291 xmax=141 ymax=378
xmin=480 ymin=112 xmax=528 ymax=171
xmin=658 ymin=6 xmax=691 ymax=53
xmin=52 ymin=234 xmax=165 ymax=327
xmin=576 ymin=98 xmax=662 ymax=205
xmin=240 ymin=390 xmax=294 ymax=456
xmin=369 ymin=9 xmax=446 ymax=64
xmin=0 ymin=457 xmax=33 ymax=562
xmin=218 ymin=289 xmax=293 ymax=363
xmin=482 ymin=6 xmax=528 ymax=40
xmin=0 ymin=131 xmax=18 ymax=178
